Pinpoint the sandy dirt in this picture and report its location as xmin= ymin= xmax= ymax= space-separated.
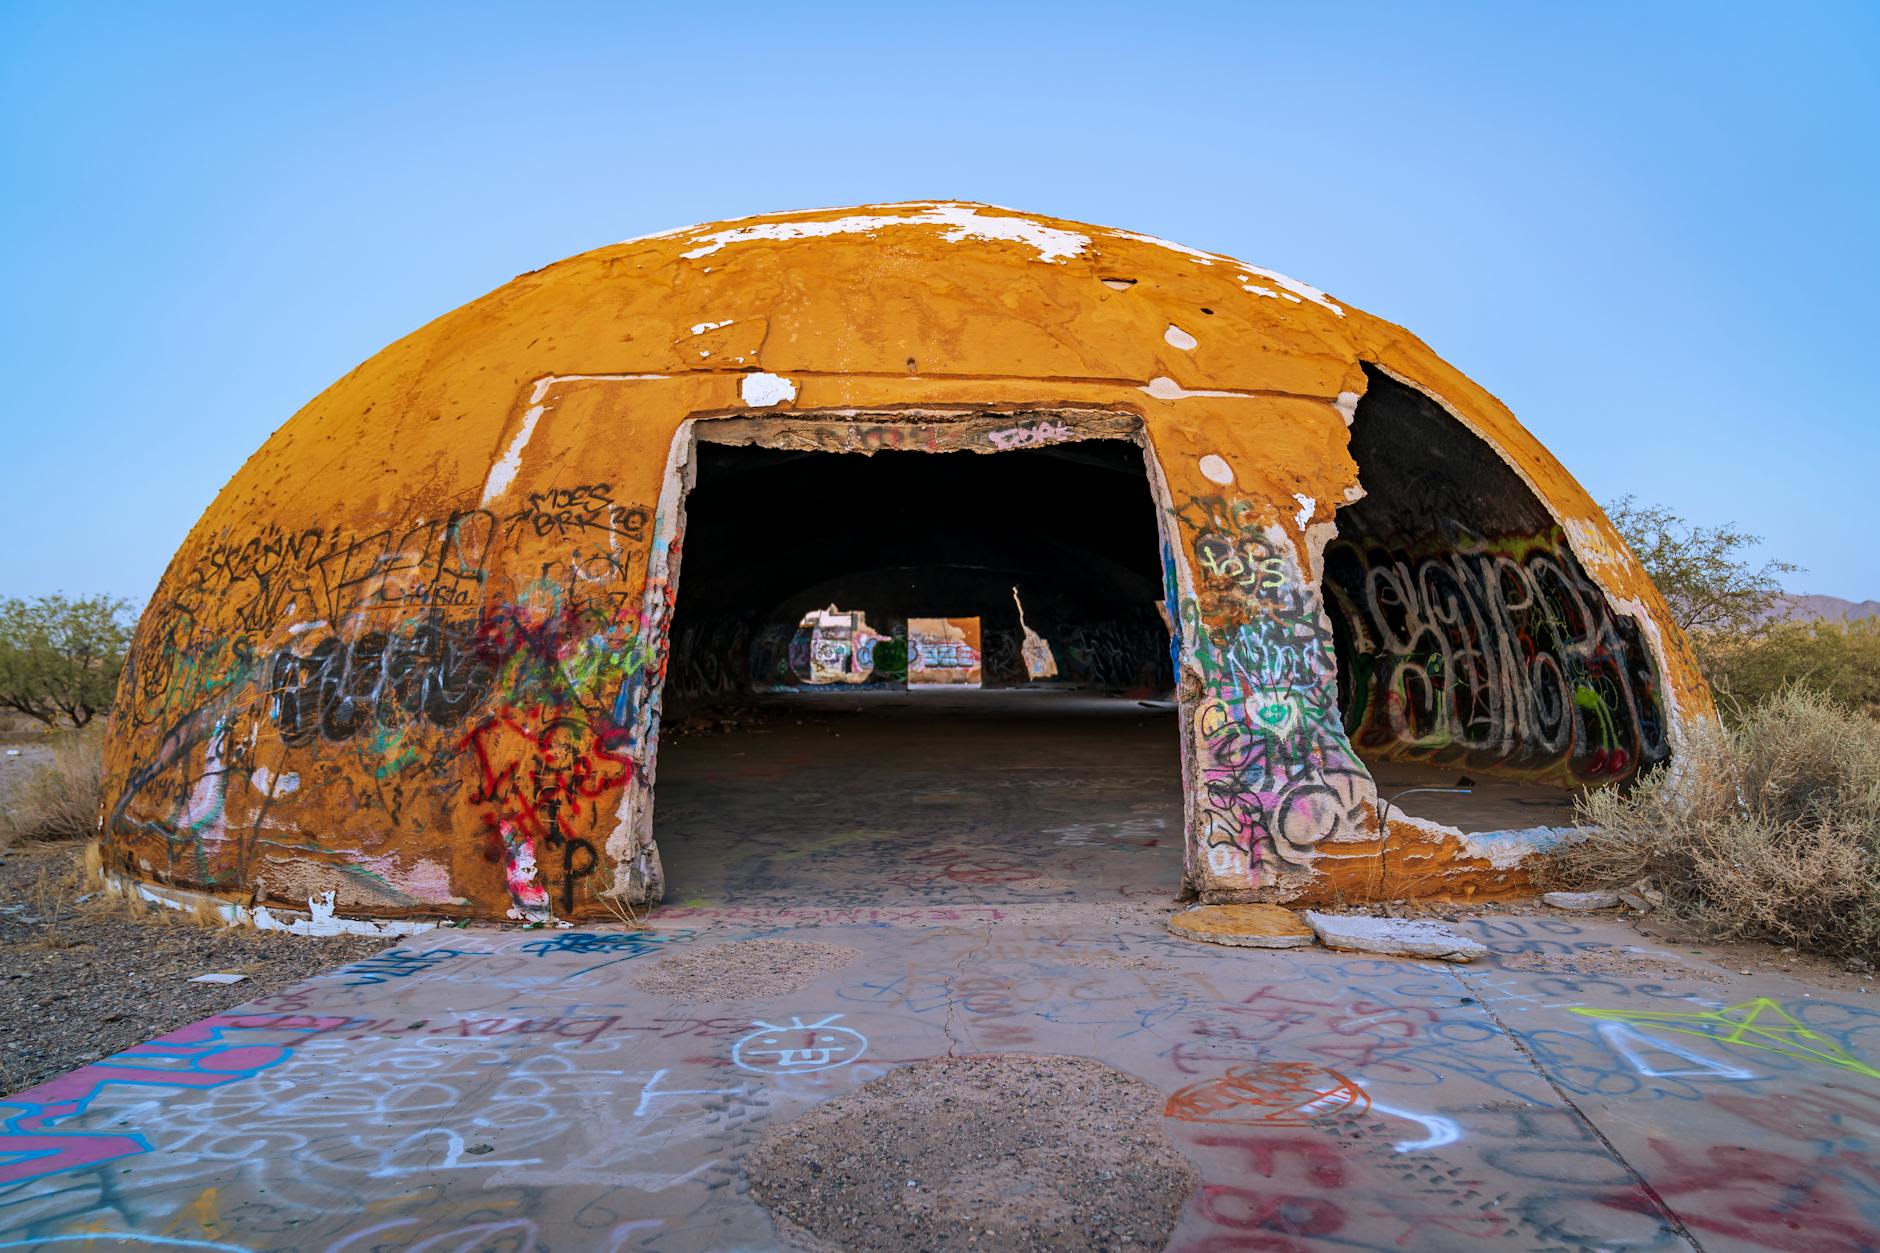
xmin=745 ymin=1054 xmax=1198 ymax=1252
xmin=0 ymin=740 xmax=53 ymax=811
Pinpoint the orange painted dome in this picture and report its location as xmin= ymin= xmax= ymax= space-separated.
xmin=100 ymin=202 xmax=1709 ymax=924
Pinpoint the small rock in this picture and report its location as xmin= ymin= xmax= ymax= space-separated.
xmin=1168 ymin=904 xmax=1315 ymax=949
xmin=188 ymin=972 xmax=248 ymax=985
xmin=1543 ymin=890 xmax=1621 ymax=912
xmin=466 ymin=1143 xmax=494 ymax=1155
xmin=1302 ymin=912 xmax=1487 ymax=963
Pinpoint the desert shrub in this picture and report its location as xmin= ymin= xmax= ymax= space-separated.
xmin=1700 ymin=617 xmax=1880 ymax=719
xmin=1550 ymin=687 xmax=1880 ymax=962
xmin=1 ymin=725 xmax=104 ymax=844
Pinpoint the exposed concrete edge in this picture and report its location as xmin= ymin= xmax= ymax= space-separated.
xmin=100 ymin=869 xmax=439 ymax=938
xmin=1389 ymin=810 xmax=1592 ymax=871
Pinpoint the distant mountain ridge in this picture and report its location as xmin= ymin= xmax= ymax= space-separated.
xmin=1771 ymin=594 xmax=1880 ymax=622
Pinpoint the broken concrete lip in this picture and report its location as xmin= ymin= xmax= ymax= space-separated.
xmin=1302 ymin=911 xmax=1488 ymax=962
xmin=1543 ymin=890 xmax=1623 ymax=911
xmin=1168 ymin=903 xmax=1315 ymax=948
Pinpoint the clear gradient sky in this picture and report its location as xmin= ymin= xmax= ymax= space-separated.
xmin=3 ymin=3 xmax=1875 ymax=602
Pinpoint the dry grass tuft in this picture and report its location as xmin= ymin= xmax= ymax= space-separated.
xmin=1 ymin=726 xmax=103 ymax=845
xmin=593 ymin=852 xmax=646 ymax=929
xmin=1549 ymin=687 xmax=1880 ymax=962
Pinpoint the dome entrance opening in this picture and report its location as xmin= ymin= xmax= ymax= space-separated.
xmin=655 ymin=422 xmax=1182 ymax=906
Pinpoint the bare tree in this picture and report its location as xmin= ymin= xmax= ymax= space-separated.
xmin=1605 ymin=497 xmax=1800 ymax=638
xmin=0 ymin=594 xmax=135 ymax=728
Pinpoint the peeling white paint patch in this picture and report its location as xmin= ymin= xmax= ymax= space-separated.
xmin=1198 ymin=454 xmax=1235 ymax=485
xmin=249 ymin=767 xmax=300 ymax=798
xmin=1457 ymin=824 xmax=1588 ymax=870
xmin=287 ymin=619 xmax=326 ymax=636
xmin=484 ymin=374 xmax=670 ymax=506
xmin=482 ymin=403 xmax=545 ymax=505
xmin=357 ymin=854 xmax=454 ymax=903
xmin=1092 ymin=225 xmax=1342 ymax=314
xmin=618 ymin=222 xmax=693 ymax=247
xmin=679 ymin=204 xmax=1089 ymax=264
xmin=183 ymin=721 xmax=228 ymax=841
xmin=1164 ymin=324 xmax=1198 ymax=351
xmin=1293 ymin=493 xmax=1316 ymax=531
xmin=1563 ymin=516 xmax=1633 ymax=582
xmin=254 ymin=891 xmax=438 ymax=938
xmin=1335 ymin=391 xmax=1361 ymax=425
xmin=1142 ymin=376 xmax=1251 ymax=401
xmin=740 ymin=372 xmax=797 ymax=407
xmin=1237 ymin=267 xmax=1344 ymax=316
xmin=690 ymin=319 xmax=733 ymax=335
xmin=104 ymin=872 xmax=436 ymax=938
xmin=1102 ymin=228 xmax=1222 ymax=265
xmin=1240 ymin=281 xmax=1281 ymax=300
xmin=1100 ymin=278 xmax=1135 ymax=291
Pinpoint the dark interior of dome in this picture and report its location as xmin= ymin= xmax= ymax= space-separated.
xmin=1322 ymin=365 xmax=1671 ymax=795
xmin=664 ymin=438 xmax=1173 ymax=701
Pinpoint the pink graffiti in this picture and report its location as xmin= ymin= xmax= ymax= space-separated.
xmin=0 ymin=1012 xmax=348 ymax=1186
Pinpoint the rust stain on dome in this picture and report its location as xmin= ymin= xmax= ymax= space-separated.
xmin=100 ymin=201 xmax=1712 ymax=922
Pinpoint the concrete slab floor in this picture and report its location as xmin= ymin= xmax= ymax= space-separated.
xmin=3 ymin=696 xmax=1877 ymax=1251
xmin=656 ymin=691 xmax=1187 ymax=909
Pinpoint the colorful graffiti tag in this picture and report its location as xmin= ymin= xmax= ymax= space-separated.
xmin=1324 ymin=530 xmax=1669 ymax=784
xmin=104 ymin=480 xmax=661 ymax=919
xmin=0 ymin=1014 xmax=348 ymax=1187
xmin=1171 ymin=493 xmax=1371 ymax=886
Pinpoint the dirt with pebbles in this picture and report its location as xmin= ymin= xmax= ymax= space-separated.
xmin=745 ymin=1054 xmax=1198 ymax=1252
xmin=0 ymin=842 xmax=390 ymax=1097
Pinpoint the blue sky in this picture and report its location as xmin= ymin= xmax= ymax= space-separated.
xmin=3 ymin=2 xmax=1875 ymax=602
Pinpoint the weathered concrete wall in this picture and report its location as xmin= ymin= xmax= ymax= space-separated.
xmin=100 ymin=202 xmax=1713 ymax=920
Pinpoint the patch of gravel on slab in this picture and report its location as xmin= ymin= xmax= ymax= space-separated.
xmin=745 ymin=1054 xmax=1198 ymax=1252
xmin=0 ymin=843 xmax=392 ymax=1096
xmin=1499 ymin=946 xmax=1725 ymax=983
xmin=1048 ymin=951 xmax=1179 ymax=972
xmin=632 ymin=937 xmax=861 ymax=1001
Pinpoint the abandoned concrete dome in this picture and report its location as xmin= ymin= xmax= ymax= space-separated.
xmin=100 ymin=201 xmax=1712 ymax=926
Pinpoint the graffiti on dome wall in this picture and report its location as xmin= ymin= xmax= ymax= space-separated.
xmin=104 ymin=480 xmax=666 ymax=920
xmin=1324 ymin=530 xmax=1670 ymax=784
xmin=102 ymin=394 xmax=1680 ymax=914
xmin=1319 ymin=368 xmax=1671 ymax=788
xmin=1165 ymin=493 xmax=1372 ymax=890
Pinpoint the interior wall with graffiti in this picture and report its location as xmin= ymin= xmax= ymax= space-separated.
xmin=1321 ymin=368 xmax=1670 ymax=786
